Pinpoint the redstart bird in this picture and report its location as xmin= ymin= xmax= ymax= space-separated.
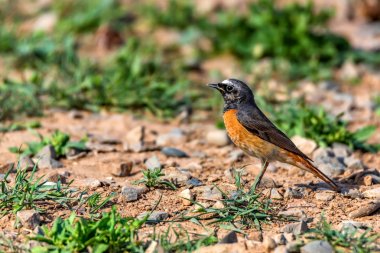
xmin=208 ymin=78 xmax=339 ymax=191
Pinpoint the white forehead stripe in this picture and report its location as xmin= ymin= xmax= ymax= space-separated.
xmin=221 ymin=79 xmax=231 ymax=84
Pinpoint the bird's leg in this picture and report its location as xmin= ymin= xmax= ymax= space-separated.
xmin=251 ymin=159 xmax=269 ymax=193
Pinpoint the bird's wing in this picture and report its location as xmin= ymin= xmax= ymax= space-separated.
xmin=237 ymin=106 xmax=312 ymax=162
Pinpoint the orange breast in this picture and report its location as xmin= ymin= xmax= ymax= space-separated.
xmin=223 ymin=109 xmax=280 ymax=161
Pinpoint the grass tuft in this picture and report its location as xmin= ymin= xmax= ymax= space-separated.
xmin=134 ymin=167 xmax=177 ymax=190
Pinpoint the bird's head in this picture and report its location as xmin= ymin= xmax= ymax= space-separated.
xmin=208 ymin=78 xmax=254 ymax=109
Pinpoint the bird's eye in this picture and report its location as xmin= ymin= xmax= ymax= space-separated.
xmin=226 ymin=85 xmax=233 ymax=92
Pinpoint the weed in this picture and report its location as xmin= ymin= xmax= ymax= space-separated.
xmin=0 ymin=120 xmax=41 ymax=133
xmin=152 ymin=224 xmax=218 ymax=252
xmin=257 ymin=98 xmax=380 ymax=152
xmin=9 ymin=130 xmax=87 ymax=157
xmin=0 ymin=164 xmax=74 ymax=216
xmin=134 ymin=168 xmax=177 ymax=190
xmin=78 ymin=192 xmax=116 ymax=214
xmin=189 ymin=170 xmax=273 ymax=230
xmin=302 ymin=216 xmax=379 ymax=253
xmin=30 ymin=206 xmax=146 ymax=253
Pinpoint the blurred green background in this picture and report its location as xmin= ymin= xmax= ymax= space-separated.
xmin=1 ymin=0 xmax=379 ymax=151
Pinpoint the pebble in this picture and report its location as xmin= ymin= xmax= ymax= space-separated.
xmin=270 ymin=188 xmax=283 ymax=200
xmin=363 ymin=188 xmax=380 ymax=198
xmin=344 ymin=156 xmax=364 ymax=171
xmin=66 ymin=148 xmax=87 ymax=160
xmin=349 ymin=201 xmax=380 ymax=218
xmin=35 ymin=145 xmax=57 ymax=160
xmin=0 ymin=174 xmax=5 ymax=181
xmin=86 ymin=142 xmax=117 ymax=152
xmin=263 ymin=236 xmax=277 ymax=251
xmin=80 ymin=178 xmax=102 ymax=188
xmin=342 ymin=188 xmax=363 ymax=199
xmin=219 ymin=231 xmax=238 ymax=244
xmin=206 ymin=130 xmax=230 ymax=147
xmin=318 ymin=162 xmax=345 ymax=177
xmin=145 ymin=156 xmax=161 ymax=170
xmin=156 ymin=128 xmax=186 ymax=146
xmin=363 ymin=175 xmax=373 ymax=186
xmin=340 ymin=220 xmax=368 ymax=232
xmin=19 ymin=156 xmax=36 ymax=171
xmin=16 ymin=210 xmax=41 ymax=229
xmin=281 ymin=220 xmax=308 ymax=235
xmin=37 ymin=157 xmax=63 ymax=169
xmin=111 ymin=161 xmax=133 ymax=177
xmin=315 ymin=192 xmax=335 ymax=201
xmin=212 ymin=201 xmax=225 ymax=209
xmin=332 ymin=143 xmax=351 ymax=158
xmin=138 ymin=211 xmax=168 ymax=224
xmin=162 ymin=171 xmax=190 ymax=187
xmin=200 ymin=186 xmax=223 ymax=200
xmin=284 ymin=187 xmax=304 ymax=199
xmin=124 ymin=126 xmax=145 ymax=152
xmin=161 ymin=147 xmax=188 ymax=158
xmin=273 ymin=234 xmax=287 ymax=245
xmin=187 ymin=177 xmax=203 ymax=187
xmin=120 ymin=185 xmax=148 ymax=202
xmin=300 ymin=240 xmax=333 ymax=253
xmin=291 ymin=136 xmax=317 ymax=155
xmin=178 ymin=189 xmax=193 ymax=206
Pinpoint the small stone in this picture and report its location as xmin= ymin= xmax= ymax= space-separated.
xmin=273 ymin=234 xmax=287 ymax=245
xmin=138 ymin=211 xmax=168 ymax=224
xmin=219 ymin=231 xmax=238 ymax=244
xmin=340 ymin=220 xmax=368 ymax=232
xmin=279 ymin=210 xmax=307 ymax=220
xmin=45 ymin=171 xmax=66 ymax=183
xmin=186 ymin=178 xmax=203 ymax=187
xmin=206 ymin=130 xmax=230 ymax=147
xmin=35 ymin=145 xmax=57 ymax=160
xmin=178 ymin=189 xmax=193 ymax=206
xmin=363 ymin=175 xmax=373 ymax=186
xmin=363 ymin=188 xmax=380 ymax=198
xmin=318 ymin=162 xmax=345 ymax=177
xmin=342 ymin=188 xmax=363 ymax=199
xmin=291 ymin=136 xmax=317 ymax=155
xmin=332 ymin=143 xmax=351 ymax=158
xmin=270 ymin=188 xmax=283 ymax=200
xmin=145 ymin=156 xmax=161 ymax=170
xmin=124 ymin=126 xmax=145 ymax=152
xmin=200 ymin=186 xmax=222 ymax=200
xmin=37 ymin=157 xmax=63 ymax=169
xmin=16 ymin=210 xmax=40 ymax=229
xmin=120 ymin=185 xmax=148 ymax=202
xmin=281 ymin=221 xmax=308 ymax=235
xmin=0 ymin=174 xmax=5 ymax=181
xmin=161 ymin=147 xmax=188 ymax=158
xmin=156 ymin=128 xmax=186 ymax=146
xmin=263 ymin=236 xmax=277 ymax=251
xmin=213 ymin=201 xmax=225 ymax=209
xmin=315 ymin=192 xmax=335 ymax=201
xmin=86 ymin=142 xmax=117 ymax=152
xmin=66 ymin=148 xmax=87 ymax=160
xmin=345 ymin=157 xmax=365 ymax=171
xmin=284 ymin=188 xmax=304 ymax=199
xmin=312 ymin=148 xmax=334 ymax=162
xmin=111 ymin=162 xmax=133 ymax=177
xmin=274 ymin=245 xmax=288 ymax=253
xmin=81 ymin=178 xmax=102 ymax=188
xmin=19 ymin=156 xmax=35 ymax=171
xmin=301 ymin=240 xmax=333 ymax=253
xmin=349 ymin=201 xmax=380 ymax=218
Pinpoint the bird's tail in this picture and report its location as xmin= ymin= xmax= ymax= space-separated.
xmin=290 ymin=154 xmax=339 ymax=191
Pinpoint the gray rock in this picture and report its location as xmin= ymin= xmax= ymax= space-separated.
xmin=273 ymin=234 xmax=287 ymax=245
xmin=312 ymin=148 xmax=334 ymax=163
xmin=17 ymin=210 xmax=41 ymax=229
xmin=138 ymin=211 xmax=168 ymax=224
xmin=344 ymin=156 xmax=364 ymax=171
xmin=124 ymin=126 xmax=145 ymax=152
xmin=281 ymin=220 xmax=308 ymax=235
xmin=19 ymin=156 xmax=36 ymax=171
xmin=35 ymin=145 xmax=57 ymax=160
xmin=161 ymin=147 xmax=188 ymax=158
xmin=363 ymin=188 xmax=380 ymax=198
xmin=145 ymin=156 xmax=161 ymax=170
xmin=287 ymin=241 xmax=301 ymax=253
xmin=291 ymin=136 xmax=317 ymax=155
xmin=111 ymin=162 xmax=133 ymax=177
xmin=332 ymin=143 xmax=351 ymax=158
xmin=178 ymin=189 xmax=193 ymax=206
xmin=342 ymin=188 xmax=363 ymax=199
xmin=86 ymin=142 xmax=117 ymax=152
xmin=156 ymin=128 xmax=185 ymax=146
xmin=186 ymin=178 xmax=203 ymax=187
xmin=301 ymin=240 xmax=333 ymax=253
xmin=270 ymin=188 xmax=283 ymax=200
xmin=284 ymin=188 xmax=304 ymax=199
xmin=318 ymin=162 xmax=345 ymax=177
xmin=80 ymin=178 xmax=102 ymax=188
xmin=200 ymin=186 xmax=222 ymax=200
xmin=219 ymin=231 xmax=238 ymax=244
xmin=349 ymin=201 xmax=380 ymax=218
xmin=206 ymin=130 xmax=230 ymax=147
xmin=120 ymin=185 xmax=148 ymax=202
xmin=37 ymin=157 xmax=63 ymax=169
xmin=315 ymin=192 xmax=335 ymax=201
xmin=340 ymin=220 xmax=368 ymax=232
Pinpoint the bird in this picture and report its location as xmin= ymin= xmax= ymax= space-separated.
xmin=208 ymin=78 xmax=339 ymax=191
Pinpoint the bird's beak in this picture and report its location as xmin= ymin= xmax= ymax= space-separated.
xmin=208 ymin=83 xmax=223 ymax=92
